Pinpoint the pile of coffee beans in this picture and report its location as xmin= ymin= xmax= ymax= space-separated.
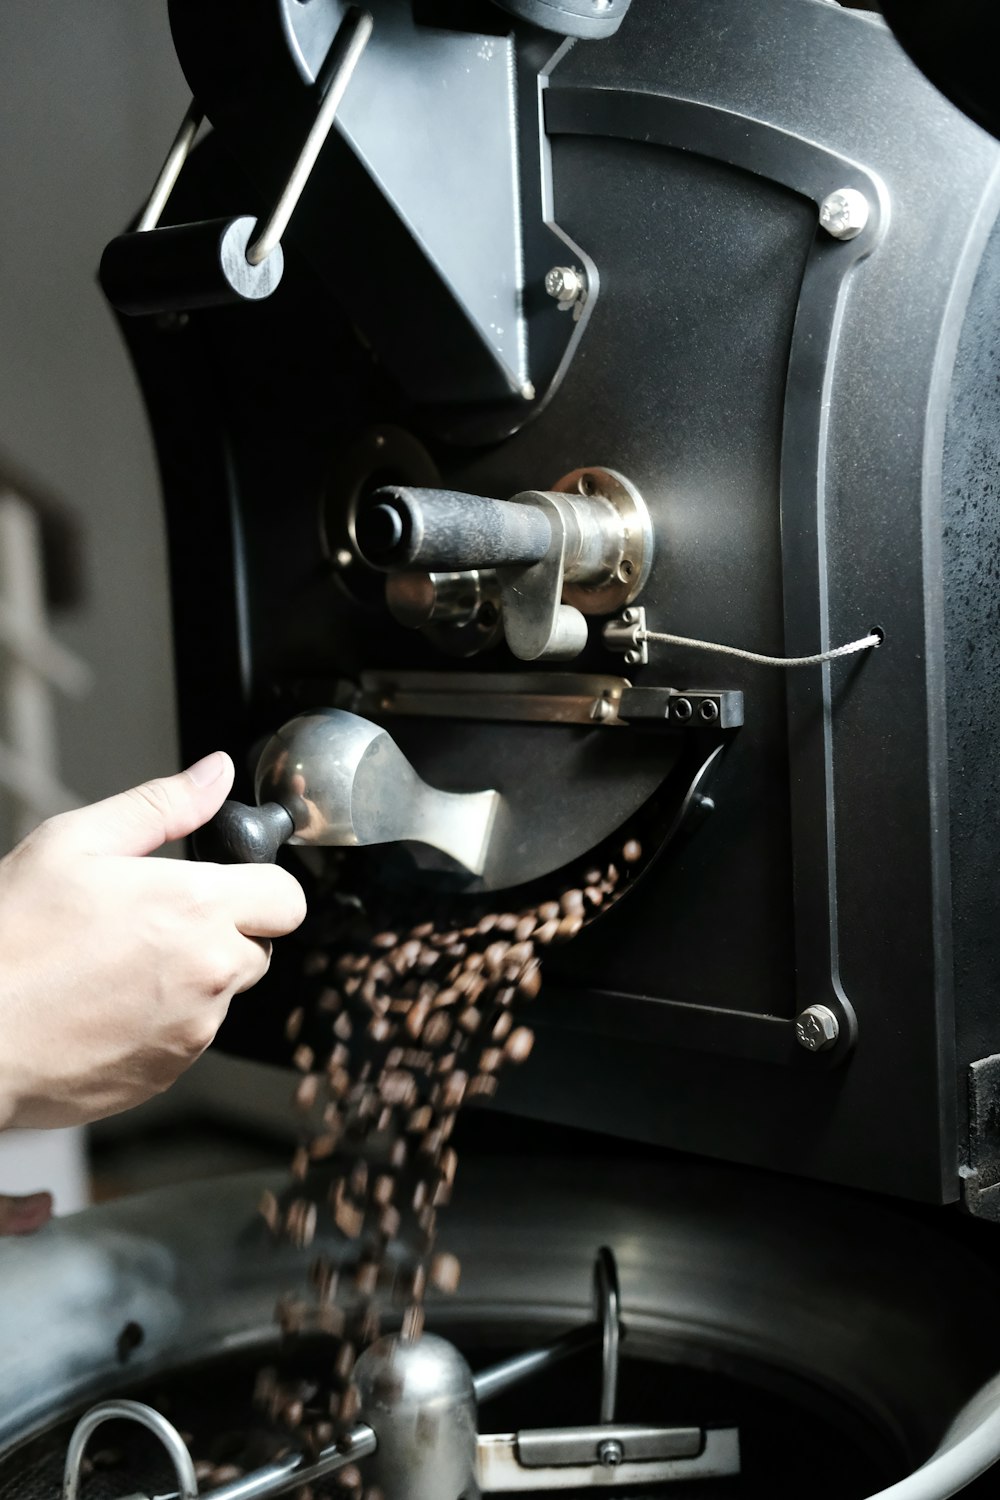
xmin=204 ymin=838 xmax=643 ymax=1496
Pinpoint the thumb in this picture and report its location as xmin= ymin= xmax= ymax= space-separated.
xmin=55 ymin=751 xmax=236 ymax=857
xmin=0 ymin=1191 xmax=52 ymax=1236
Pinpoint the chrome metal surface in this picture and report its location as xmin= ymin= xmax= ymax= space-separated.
xmin=545 ymin=266 xmax=586 ymax=308
xmin=602 ymin=607 xmax=648 ymax=668
xmin=384 ymin=570 xmax=505 ymax=657
xmin=476 ymin=1427 xmax=740 ymax=1491
xmin=795 ymin=1003 xmax=841 ymax=1053
xmin=245 ymin=10 xmax=373 ymax=266
xmin=353 ymin=1335 xmax=480 ymax=1500
xmin=515 ymin=1424 xmax=702 ymax=1465
xmin=553 ymin=469 xmax=654 ymax=616
xmin=136 ymin=101 xmax=204 ymax=234
xmin=255 ymin=708 xmax=500 ymax=876
xmin=206 ymin=1425 xmax=376 ymax=1500
xmin=354 ymin=671 xmax=629 ymax=727
xmin=63 ymin=1401 xmax=198 ymax=1500
xmin=595 ymin=1247 xmax=620 ymax=1424
xmin=819 ymin=186 xmax=871 ymax=241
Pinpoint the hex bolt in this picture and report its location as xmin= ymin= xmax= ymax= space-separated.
xmin=672 ymin=697 xmax=693 ymax=722
xmin=699 ymin=699 xmax=720 ymax=723
xmin=819 ymin=187 xmax=869 ymax=241
xmin=795 ymin=1004 xmax=840 ymax=1053
xmin=598 ymin=1440 xmax=624 ymax=1468
xmin=545 ymin=265 xmax=586 ymax=304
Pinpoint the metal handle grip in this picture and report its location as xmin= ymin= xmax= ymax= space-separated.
xmin=194 ymin=800 xmax=294 ymax=864
xmin=357 ymin=486 xmax=553 ymax=572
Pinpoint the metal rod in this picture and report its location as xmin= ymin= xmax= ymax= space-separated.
xmin=473 ymin=1323 xmax=601 ymax=1405
xmin=595 ymin=1247 xmax=620 ymax=1424
xmin=206 ymin=1424 xmax=377 ymax=1500
xmin=63 ymin=1400 xmax=199 ymax=1500
xmin=246 ymin=7 xmax=373 ymax=266
xmin=136 ymin=100 xmax=204 ymax=233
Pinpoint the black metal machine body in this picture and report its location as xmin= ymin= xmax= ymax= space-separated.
xmin=105 ymin=0 xmax=1000 ymax=1210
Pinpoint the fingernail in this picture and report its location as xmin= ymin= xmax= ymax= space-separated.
xmin=186 ymin=751 xmax=228 ymax=787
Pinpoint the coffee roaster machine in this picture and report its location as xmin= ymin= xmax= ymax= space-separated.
xmin=5 ymin=0 xmax=1000 ymax=1495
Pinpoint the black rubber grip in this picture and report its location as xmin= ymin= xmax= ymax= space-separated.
xmin=357 ymin=486 xmax=552 ymax=571
xmin=100 ymin=216 xmax=282 ymax=317
xmin=193 ymin=801 xmax=294 ymax=865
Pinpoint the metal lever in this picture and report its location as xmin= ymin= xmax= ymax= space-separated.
xmin=100 ymin=8 xmax=372 ymax=316
xmin=196 ymin=708 xmax=500 ymax=877
xmin=356 ymin=470 xmax=653 ymax=664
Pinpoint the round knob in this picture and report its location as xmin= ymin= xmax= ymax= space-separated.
xmin=194 ymin=800 xmax=295 ymax=864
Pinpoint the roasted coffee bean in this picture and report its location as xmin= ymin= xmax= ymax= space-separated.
xmin=478 ymin=1048 xmax=503 ymax=1074
xmin=258 ymin=1189 xmax=280 ymax=1234
xmin=441 ymin=1070 xmax=467 ymax=1109
xmin=491 ymin=1011 xmax=513 ymax=1042
xmin=468 ymin=1073 xmax=499 ymax=1098
xmin=294 ymin=1073 xmax=321 ymax=1112
xmin=285 ymin=1007 xmax=305 ymax=1043
xmin=518 ymin=962 xmax=542 ymax=1000
xmin=303 ymin=951 xmax=329 ymax=977
xmin=410 ymin=921 xmax=435 ymax=940
xmin=379 ymin=1204 xmax=401 ymax=1240
xmin=194 ymin=1459 xmax=215 ymax=1485
xmin=505 ymin=1026 xmax=535 ymax=1062
xmin=405 ymin=998 xmax=432 ymax=1040
xmin=421 ymin=1011 xmax=452 ymax=1047
xmin=293 ymin=1045 xmax=315 ymax=1074
xmin=514 ymin=914 xmax=537 ymax=943
xmin=457 ymin=1006 xmax=482 ymax=1033
xmin=371 ymin=931 xmax=399 ymax=951
xmin=333 ymin=1012 xmax=353 ymax=1042
xmin=584 ymin=885 xmax=604 ymax=907
xmin=534 ymin=918 xmax=560 ymax=946
xmin=483 ymin=939 xmax=511 ymax=974
xmin=291 ymin=1146 xmax=310 ymax=1181
xmin=537 ymin=900 xmax=560 ymax=922
xmin=429 ymin=1252 xmax=461 ymax=1293
xmin=560 ymin=889 xmax=585 ymax=916
xmin=557 ymin=912 xmax=584 ymax=941
xmin=623 ymin=838 xmax=642 ymax=863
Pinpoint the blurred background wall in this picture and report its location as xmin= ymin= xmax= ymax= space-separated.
xmin=0 ymin=3 xmax=280 ymax=1212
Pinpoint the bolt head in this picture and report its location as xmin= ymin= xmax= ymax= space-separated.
xmin=795 ymin=1005 xmax=840 ymax=1053
xmin=624 ymin=648 xmax=642 ymax=665
xmin=545 ymin=265 xmax=584 ymax=303
xmin=598 ymin=1440 xmax=624 ymax=1468
xmin=819 ymin=187 xmax=869 ymax=241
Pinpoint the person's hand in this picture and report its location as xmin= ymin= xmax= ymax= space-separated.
xmin=0 ymin=752 xmax=306 ymax=1131
xmin=0 ymin=1191 xmax=52 ymax=1235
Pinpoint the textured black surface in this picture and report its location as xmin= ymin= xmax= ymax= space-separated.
xmin=942 ymin=218 xmax=1000 ymax=1122
xmin=359 ymin=485 xmax=553 ymax=570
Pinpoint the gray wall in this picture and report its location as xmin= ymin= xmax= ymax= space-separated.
xmin=0 ymin=2 xmax=188 ymax=807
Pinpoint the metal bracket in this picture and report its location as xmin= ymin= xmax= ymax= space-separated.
xmin=476 ymin=1426 xmax=741 ymax=1490
xmin=962 ymin=1055 xmax=1000 ymax=1220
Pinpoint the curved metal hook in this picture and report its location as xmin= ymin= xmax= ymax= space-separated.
xmin=593 ymin=1246 xmax=621 ymax=1424
xmin=63 ymin=1398 xmax=199 ymax=1500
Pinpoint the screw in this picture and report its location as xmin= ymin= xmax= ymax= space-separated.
xmin=545 ymin=265 xmax=585 ymax=304
xmin=699 ymin=699 xmax=720 ymax=723
xmin=672 ymin=697 xmax=693 ymax=722
xmin=591 ymin=697 xmax=615 ymax=722
xmin=819 ymin=187 xmax=869 ymax=241
xmin=598 ymin=1440 xmax=624 ymax=1468
xmin=795 ymin=1004 xmax=840 ymax=1053
xmin=624 ymin=648 xmax=643 ymax=666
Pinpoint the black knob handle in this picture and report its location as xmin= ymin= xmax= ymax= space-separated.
xmin=357 ymin=485 xmax=552 ymax=572
xmin=194 ymin=800 xmax=295 ymax=865
xmin=100 ymin=216 xmax=283 ymax=317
